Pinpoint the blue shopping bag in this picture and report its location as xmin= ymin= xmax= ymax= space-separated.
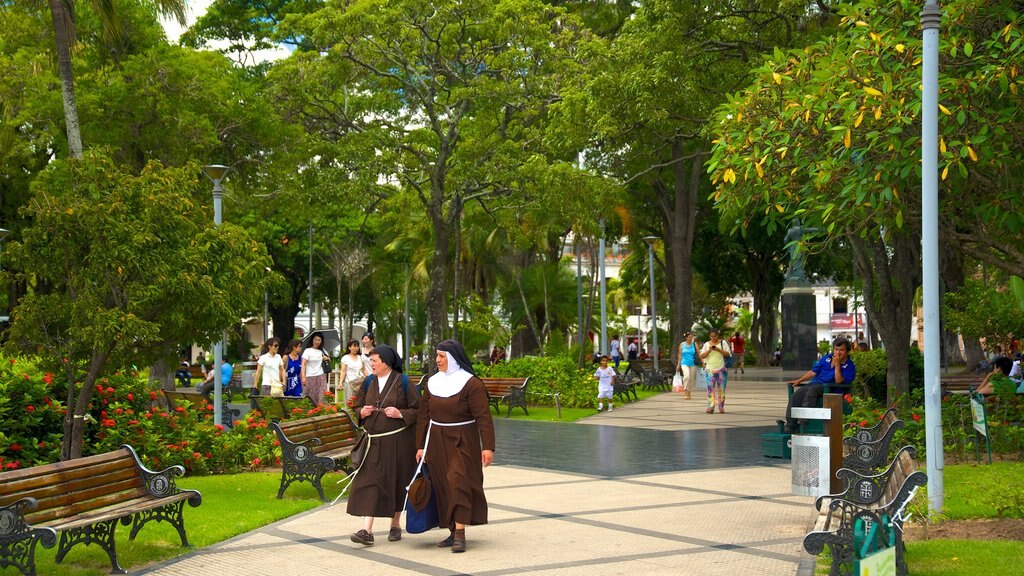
xmin=405 ymin=464 xmax=440 ymax=534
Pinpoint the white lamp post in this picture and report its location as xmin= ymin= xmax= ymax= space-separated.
xmin=202 ymin=164 xmax=229 ymax=427
xmin=643 ymin=236 xmax=659 ymax=370
xmin=921 ymin=0 xmax=943 ymax=516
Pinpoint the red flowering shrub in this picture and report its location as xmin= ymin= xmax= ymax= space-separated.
xmin=0 ymin=356 xmax=65 ymax=469
xmin=1 ymin=356 xmax=283 ymax=474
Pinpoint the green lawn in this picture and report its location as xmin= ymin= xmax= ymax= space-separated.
xmin=508 ymin=388 xmax=665 ymax=422
xmin=906 ymin=540 xmax=1024 ymax=575
xmin=26 ymin=472 xmax=346 ymax=575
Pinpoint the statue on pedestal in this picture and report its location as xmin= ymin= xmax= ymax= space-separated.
xmin=784 ymin=220 xmax=818 ymax=283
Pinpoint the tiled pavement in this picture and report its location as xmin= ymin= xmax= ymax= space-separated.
xmin=140 ymin=368 xmax=818 ymax=576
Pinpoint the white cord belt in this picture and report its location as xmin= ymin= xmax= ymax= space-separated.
xmin=331 ymin=423 xmax=409 ymax=505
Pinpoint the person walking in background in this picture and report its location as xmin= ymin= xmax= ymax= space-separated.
xmin=610 ymin=335 xmax=622 ymax=369
xmin=253 ymin=338 xmax=286 ymax=397
xmin=284 ymin=339 xmax=303 ymax=397
xmin=729 ymin=332 xmax=746 ymax=376
xmin=594 ymin=355 xmax=616 ymax=412
xmin=416 ymin=339 xmax=495 ymax=553
xmin=340 ymin=339 xmax=370 ymax=405
xmin=782 ymin=337 xmax=856 ymax=433
xmin=676 ymin=332 xmax=700 ymax=400
xmin=627 ymin=337 xmax=639 ymax=361
xmin=699 ymin=330 xmax=731 ymax=414
xmin=301 ymin=333 xmax=330 ymax=405
xmin=361 ymin=332 xmax=376 ymax=374
xmin=348 ymin=345 xmax=420 ymax=546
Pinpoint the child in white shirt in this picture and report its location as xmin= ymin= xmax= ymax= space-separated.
xmin=594 ymin=355 xmax=616 ymax=412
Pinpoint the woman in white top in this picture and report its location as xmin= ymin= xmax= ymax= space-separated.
xmin=699 ymin=330 xmax=731 ymax=414
xmin=253 ymin=338 xmax=286 ymax=397
xmin=301 ymin=333 xmax=331 ymax=405
xmin=340 ymin=339 xmax=370 ymax=404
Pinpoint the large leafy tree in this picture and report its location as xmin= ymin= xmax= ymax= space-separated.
xmin=269 ymin=0 xmax=597 ymax=357
xmin=5 ymin=153 xmax=272 ymax=459
xmin=707 ymin=0 xmax=1024 ymax=399
xmin=572 ymin=0 xmax=838 ymax=353
xmin=46 ymin=0 xmax=186 ymax=158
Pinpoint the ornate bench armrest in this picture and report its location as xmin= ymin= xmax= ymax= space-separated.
xmin=122 ymin=444 xmax=193 ymax=500
xmin=0 ymin=497 xmax=58 ymax=551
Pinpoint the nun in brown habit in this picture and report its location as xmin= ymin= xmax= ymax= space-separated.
xmin=415 ymin=339 xmax=495 ymax=553
xmin=348 ymin=345 xmax=420 ymax=546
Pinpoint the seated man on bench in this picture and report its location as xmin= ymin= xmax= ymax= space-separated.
xmin=782 ymin=337 xmax=855 ymax=434
xmin=175 ymin=361 xmax=193 ymax=388
xmin=198 ymin=357 xmax=234 ymax=399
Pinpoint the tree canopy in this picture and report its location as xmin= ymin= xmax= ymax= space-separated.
xmin=5 ymin=153 xmax=272 ymax=458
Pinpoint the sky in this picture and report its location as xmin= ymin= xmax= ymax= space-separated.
xmin=161 ymin=0 xmax=291 ymax=62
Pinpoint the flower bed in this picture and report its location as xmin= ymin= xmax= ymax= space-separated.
xmin=0 ymin=355 xmax=340 ymax=474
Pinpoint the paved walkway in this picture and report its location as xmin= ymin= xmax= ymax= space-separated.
xmin=141 ymin=368 xmax=818 ymax=576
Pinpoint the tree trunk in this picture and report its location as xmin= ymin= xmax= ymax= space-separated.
xmin=62 ymin=348 xmax=113 ymax=460
xmin=850 ymin=230 xmax=920 ymax=404
xmin=149 ymin=354 xmax=176 ymax=392
xmin=745 ymin=243 xmax=785 ymax=367
xmin=656 ymin=143 xmax=702 ymax=351
xmin=963 ymin=338 xmax=984 ymax=371
xmin=424 ymin=205 xmax=452 ymax=371
xmin=47 ymin=0 xmax=83 ymax=159
xmin=271 ymin=300 xmax=300 ymax=343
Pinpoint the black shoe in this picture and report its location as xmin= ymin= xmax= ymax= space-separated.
xmin=350 ymin=529 xmax=374 ymax=545
xmin=437 ymin=533 xmax=455 ymax=547
xmin=388 ymin=527 xmax=402 ymax=542
xmin=452 ymin=537 xmax=466 ymax=553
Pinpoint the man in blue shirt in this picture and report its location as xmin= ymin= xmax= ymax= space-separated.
xmin=782 ymin=337 xmax=856 ymax=433
xmin=198 ymin=358 xmax=234 ymax=399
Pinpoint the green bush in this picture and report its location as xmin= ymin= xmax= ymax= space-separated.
xmin=478 ymin=355 xmax=599 ymax=408
xmin=849 ymin=347 xmax=925 ymax=403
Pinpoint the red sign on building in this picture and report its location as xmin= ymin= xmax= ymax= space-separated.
xmin=829 ymin=313 xmax=865 ymax=331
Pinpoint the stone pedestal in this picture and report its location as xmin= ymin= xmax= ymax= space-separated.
xmin=781 ymin=286 xmax=817 ymax=371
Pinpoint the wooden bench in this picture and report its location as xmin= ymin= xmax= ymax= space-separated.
xmin=804 ymin=446 xmax=926 ymax=576
xmin=162 ymin=390 xmax=240 ymax=428
xmin=0 ymin=445 xmax=201 ymax=575
xmin=269 ymin=412 xmax=360 ymax=502
xmin=940 ymin=372 xmax=983 ymax=397
xmin=841 ymin=408 xmax=905 ymax=473
xmin=622 ymin=361 xmax=672 ymax=391
xmin=480 ymin=377 xmax=529 ymax=417
xmin=249 ymin=394 xmax=316 ymax=422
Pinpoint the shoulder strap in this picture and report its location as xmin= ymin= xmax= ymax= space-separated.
xmin=362 ymin=375 xmax=375 ymax=393
xmin=401 ymin=373 xmax=409 ymax=395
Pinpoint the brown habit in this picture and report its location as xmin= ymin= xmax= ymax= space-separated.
xmin=416 ymin=376 xmax=495 ymax=527
xmin=346 ymin=371 xmax=420 ymax=517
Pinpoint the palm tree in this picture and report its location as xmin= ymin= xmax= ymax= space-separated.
xmin=47 ymin=0 xmax=186 ymax=159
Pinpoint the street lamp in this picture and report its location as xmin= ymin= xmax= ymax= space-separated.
xmin=921 ymin=0 xmax=943 ymax=516
xmin=202 ymin=164 xmax=229 ymax=427
xmin=643 ymin=236 xmax=659 ymax=370
xmin=263 ymin=267 xmax=272 ymax=342
xmin=0 ymin=228 xmax=9 ymax=320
